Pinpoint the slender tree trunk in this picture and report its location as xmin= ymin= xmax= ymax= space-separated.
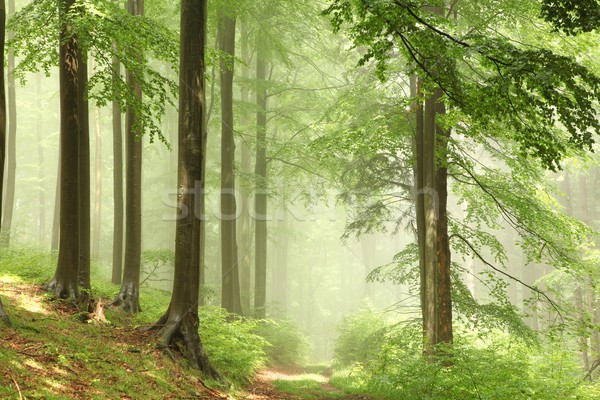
xmin=114 ymin=0 xmax=143 ymax=313
xmin=218 ymin=13 xmax=242 ymax=315
xmin=0 ymin=0 xmax=11 ymax=328
xmin=92 ymin=106 xmax=102 ymax=259
xmin=1 ymin=0 xmax=15 ymax=248
xmin=237 ymin=17 xmax=252 ymax=314
xmin=254 ymin=40 xmax=268 ymax=319
xmin=47 ymin=0 xmax=81 ymax=300
xmin=78 ymin=51 xmax=91 ymax=299
xmin=112 ymin=53 xmax=123 ymax=285
xmin=421 ymin=86 xmax=439 ymax=354
xmin=435 ymin=96 xmax=452 ymax=345
xmin=156 ymin=0 xmax=221 ymax=379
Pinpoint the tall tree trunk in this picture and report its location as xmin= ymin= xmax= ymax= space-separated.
xmin=0 ymin=0 xmax=11 ymax=328
xmin=111 ymin=53 xmax=123 ymax=285
xmin=435 ymin=95 xmax=452 ymax=345
xmin=254 ymin=40 xmax=268 ymax=319
xmin=238 ymin=17 xmax=252 ymax=314
xmin=156 ymin=0 xmax=221 ymax=379
xmin=78 ymin=51 xmax=91 ymax=299
xmin=47 ymin=0 xmax=81 ymax=300
xmin=218 ymin=13 xmax=242 ymax=315
xmin=92 ymin=106 xmax=102 ymax=259
xmin=421 ymin=86 xmax=439 ymax=354
xmin=114 ymin=0 xmax=143 ymax=313
xmin=1 ymin=0 xmax=15 ymax=248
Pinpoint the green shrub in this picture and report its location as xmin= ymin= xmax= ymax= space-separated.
xmin=331 ymin=325 xmax=600 ymax=400
xmin=333 ymin=306 xmax=387 ymax=368
xmin=254 ymin=319 xmax=310 ymax=367
xmin=199 ymin=306 xmax=267 ymax=385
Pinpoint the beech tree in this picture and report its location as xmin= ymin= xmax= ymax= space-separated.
xmin=324 ymin=0 xmax=600 ymax=354
xmin=218 ymin=9 xmax=243 ymax=315
xmin=1 ymin=0 xmax=15 ymax=248
xmin=154 ymin=0 xmax=221 ymax=379
xmin=113 ymin=0 xmax=144 ymax=313
xmin=46 ymin=0 xmax=81 ymax=300
xmin=0 ymin=0 xmax=10 ymax=327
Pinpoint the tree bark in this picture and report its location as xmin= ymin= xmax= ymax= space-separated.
xmin=78 ymin=50 xmax=91 ymax=299
xmin=47 ymin=0 xmax=81 ymax=300
xmin=0 ymin=0 xmax=10 ymax=328
xmin=114 ymin=0 xmax=143 ymax=313
xmin=111 ymin=53 xmax=124 ymax=285
xmin=156 ymin=0 xmax=221 ymax=379
xmin=254 ymin=39 xmax=268 ymax=319
xmin=421 ymin=86 xmax=439 ymax=354
xmin=218 ymin=13 xmax=242 ymax=315
xmin=1 ymin=0 xmax=14 ymax=248
xmin=238 ymin=18 xmax=252 ymax=313
xmin=435 ymin=94 xmax=452 ymax=346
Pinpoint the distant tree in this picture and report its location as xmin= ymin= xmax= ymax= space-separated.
xmin=0 ymin=0 xmax=10 ymax=327
xmin=113 ymin=0 xmax=144 ymax=313
xmin=218 ymin=10 xmax=242 ymax=315
xmin=254 ymin=28 xmax=268 ymax=319
xmin=112 ymin=54 xmax=124 ymax=285
xmin=1 ymin=0 xmax=15 ymax=248
xmin=155 ymin=0 xmax=221 ymax=379
xmin=46 ymin=0 xmax=81 ymax=300
xmin=237 ymin=17 xmax=252 ymax=313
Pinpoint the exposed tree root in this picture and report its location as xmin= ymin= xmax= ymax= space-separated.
xmin=112 ymin=281 xmax=141 ymax=313
xmin=158 ymin=312 xmax=224 ymax=384
xmin=44 ymin=277 xmax=79 ymax=301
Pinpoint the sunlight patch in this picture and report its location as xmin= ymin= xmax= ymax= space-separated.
xmin=24 ymin=358 xmax=44 ymax=371
xmin=259 ymin=370 xmax=327 ymax=383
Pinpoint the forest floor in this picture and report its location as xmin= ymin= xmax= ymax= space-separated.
xmin=0 ymin=279 xmax=372 ymax=400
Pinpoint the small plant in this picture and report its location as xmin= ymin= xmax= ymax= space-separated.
xmin=199 ymin=306 xmax=267 ymax=386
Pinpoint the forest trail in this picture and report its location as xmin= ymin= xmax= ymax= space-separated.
xmin=242 ymin=368 xmax=372 ymax=400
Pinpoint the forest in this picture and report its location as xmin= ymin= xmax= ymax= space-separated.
xmin=2 ymin=0 xmax=600 ymax=399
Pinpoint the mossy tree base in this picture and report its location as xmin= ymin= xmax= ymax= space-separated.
xmin=112 ymin=281 xmax=141 ymax=313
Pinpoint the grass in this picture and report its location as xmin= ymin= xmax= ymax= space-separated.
xmin=0 ymin=247 xmax=376 ymax=399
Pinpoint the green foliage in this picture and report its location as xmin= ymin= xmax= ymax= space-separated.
xmin=541 ymin=0 xmax=600 ymax=35
xmin=199 ymin=307 xmax=267 ymax=385
xmin=8 ymin=0 xmax=179 ymax=145
xmin=253 ymin=319 xmax=310 ymax=367
xmin=324 ymin=0 xmax=600 ymax=170
xmin=332 ymin=306 xmax=387 ymax=368
xmin=331 ymin=325 xmax=600 ymax=400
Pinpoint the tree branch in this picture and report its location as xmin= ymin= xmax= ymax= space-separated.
xmin=450 ymin=232 xmax=564 ymax=322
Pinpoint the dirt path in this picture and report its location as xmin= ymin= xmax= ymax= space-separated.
xmin=240 ymin=368 xmax=372 ymax=400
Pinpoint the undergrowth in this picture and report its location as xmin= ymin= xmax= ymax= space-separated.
xmin=0 ymin=247 xmax=310 ymax=391
xmin=331 ymin=307 xmax=600 ymax=399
